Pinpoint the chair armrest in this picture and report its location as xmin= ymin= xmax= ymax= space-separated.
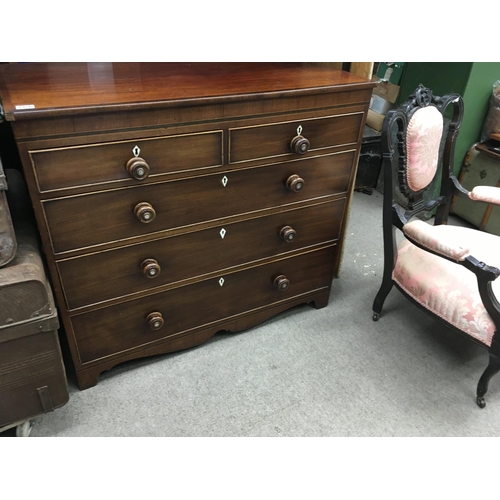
xmin=403 ymin=220 xmax=470 ymax=261
xmin=469 ymin=186 xmax=500 ymax=206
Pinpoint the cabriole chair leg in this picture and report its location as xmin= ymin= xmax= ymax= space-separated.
xmin=372 ymin=278 xmax=394 ymax=321
xmin=476 ymin=353 xmax=500 ymax=408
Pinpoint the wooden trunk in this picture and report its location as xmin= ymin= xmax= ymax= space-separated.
xmin=0 ymin=170 xmax=68 ymax=428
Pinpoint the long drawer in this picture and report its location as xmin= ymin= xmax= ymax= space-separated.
xmin=30 ymin=131 xmax=223 ymax=192
xmin=57 ymin=200 xmax=345 ymax=310
xmin=44 ymin=151 xmax=355 ymax=254
xmin=71 ymin=246 xmax=335 ymax=364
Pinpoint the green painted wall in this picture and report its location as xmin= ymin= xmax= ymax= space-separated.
xmin=398 ymin=62 xmax=472 ymax=107
xmin=397 ymin=62 xmax=500 ymax=175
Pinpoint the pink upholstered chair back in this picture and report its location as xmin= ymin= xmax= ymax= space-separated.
xmin=405 ymin=105 xmax=444 ymax=192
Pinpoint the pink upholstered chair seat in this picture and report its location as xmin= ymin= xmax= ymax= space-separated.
xmin=393 ymin=224 xmax=500 ymax=347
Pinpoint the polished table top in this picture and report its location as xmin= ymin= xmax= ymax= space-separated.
xmin=0 ymin=62 xmax=374 ymax=120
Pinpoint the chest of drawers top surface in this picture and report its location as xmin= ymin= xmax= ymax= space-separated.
xmin=0 ymin=62 xmax=373 ymax=122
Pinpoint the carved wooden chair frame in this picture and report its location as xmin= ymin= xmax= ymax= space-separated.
xmin=372 ymin=84 xmax=500 ymax=408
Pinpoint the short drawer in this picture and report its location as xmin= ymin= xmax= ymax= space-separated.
xmin=30 ymin=131 xmax=223 ymax=192
xmin=44 ymin=150 xmax=355 ymax=254
xmin=57 ymin=200 xmax=346 ymax=310
xmin=229 ymin=112 xmax=364 ymax=164
xmin=71 ymin=246 xmax=336 ymax=364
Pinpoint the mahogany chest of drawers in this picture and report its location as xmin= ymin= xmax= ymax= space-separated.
xmin=0 ymin=63 xmax=375 ymax=389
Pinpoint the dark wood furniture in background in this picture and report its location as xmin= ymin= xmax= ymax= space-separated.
xmin=0 ymin=63 xmax=375 ymax=389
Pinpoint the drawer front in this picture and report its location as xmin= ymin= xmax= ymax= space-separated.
xmin=229 ymin=112 xmax=363 ymax=164
xmin=30 ymin=131 xmax=223 ymax=192
xmin=58 ymin=200 xmax=346 ymax=310
xmin=44 ymin=151 xmax=355 ymax=254
xmin=71 ymin=246 xmax=336 ymax=364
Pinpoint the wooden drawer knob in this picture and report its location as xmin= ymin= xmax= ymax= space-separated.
xmin=286 ymin=174 xmax=305 ymax=192
xmin=273 ymin=274 xmax=290 ymax=291
xmin=290 ymin=135 xmax=310 ymax=155
xmin=141 ymin=258 xmax=161 ymax=278
xmin=280 ymin=226 xmax=297 ymax=243
xmin=126 ymin=157 xmax=150 ymax=181
xmin=134 ymin=202 xmax=156 ymax=223
xmin=146 ymin=312 xmax=164 ymax=331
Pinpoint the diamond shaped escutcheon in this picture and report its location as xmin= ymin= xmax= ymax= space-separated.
xmin=219 ymin=277 xmax=225 ymax=287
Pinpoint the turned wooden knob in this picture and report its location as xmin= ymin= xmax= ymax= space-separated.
xmin=273 ymin=274 xmax=290 ymax=291
xmin=146 ymin=312 xmax=164 ymax=331
xmin=286 ymin=174 xmax=305 ymax=192
xmin=141 ymin=258 xmax=161 ymax=278
xmin=280 ymin=226 xmax=297 ymax=243
xmin=134 ymin=202 xmax=156 ymax=223
xmin=126 ymin=157 xmax=150 ymax=180
xmin=290 ymin=135 xmax=310 ymax=155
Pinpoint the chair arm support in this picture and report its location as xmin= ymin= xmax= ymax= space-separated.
xmin=462 ymin=255 xmax=500 ymax=282
xmin=450 ymin=175 xmax=470 ymax=199
xmin=463 ymin=255 xmax=500 ymax=330
xmin=403 ymin=220 xmax=470 ymax=262
xmin=469 ymin=186 xmax=500 ymax=206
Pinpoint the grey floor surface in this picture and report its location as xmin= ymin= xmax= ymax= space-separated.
xmin=3 ymin=190 xmax=500 ymax=437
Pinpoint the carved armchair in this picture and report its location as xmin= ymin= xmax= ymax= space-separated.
xmin=372 ymin=85 xmax=500 ymax=408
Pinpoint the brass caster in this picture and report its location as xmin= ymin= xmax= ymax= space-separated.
xmin=476 ymin=396 xmax=486 ymax=409
xmin=372 ymin=313 xmax=380 ymax=322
